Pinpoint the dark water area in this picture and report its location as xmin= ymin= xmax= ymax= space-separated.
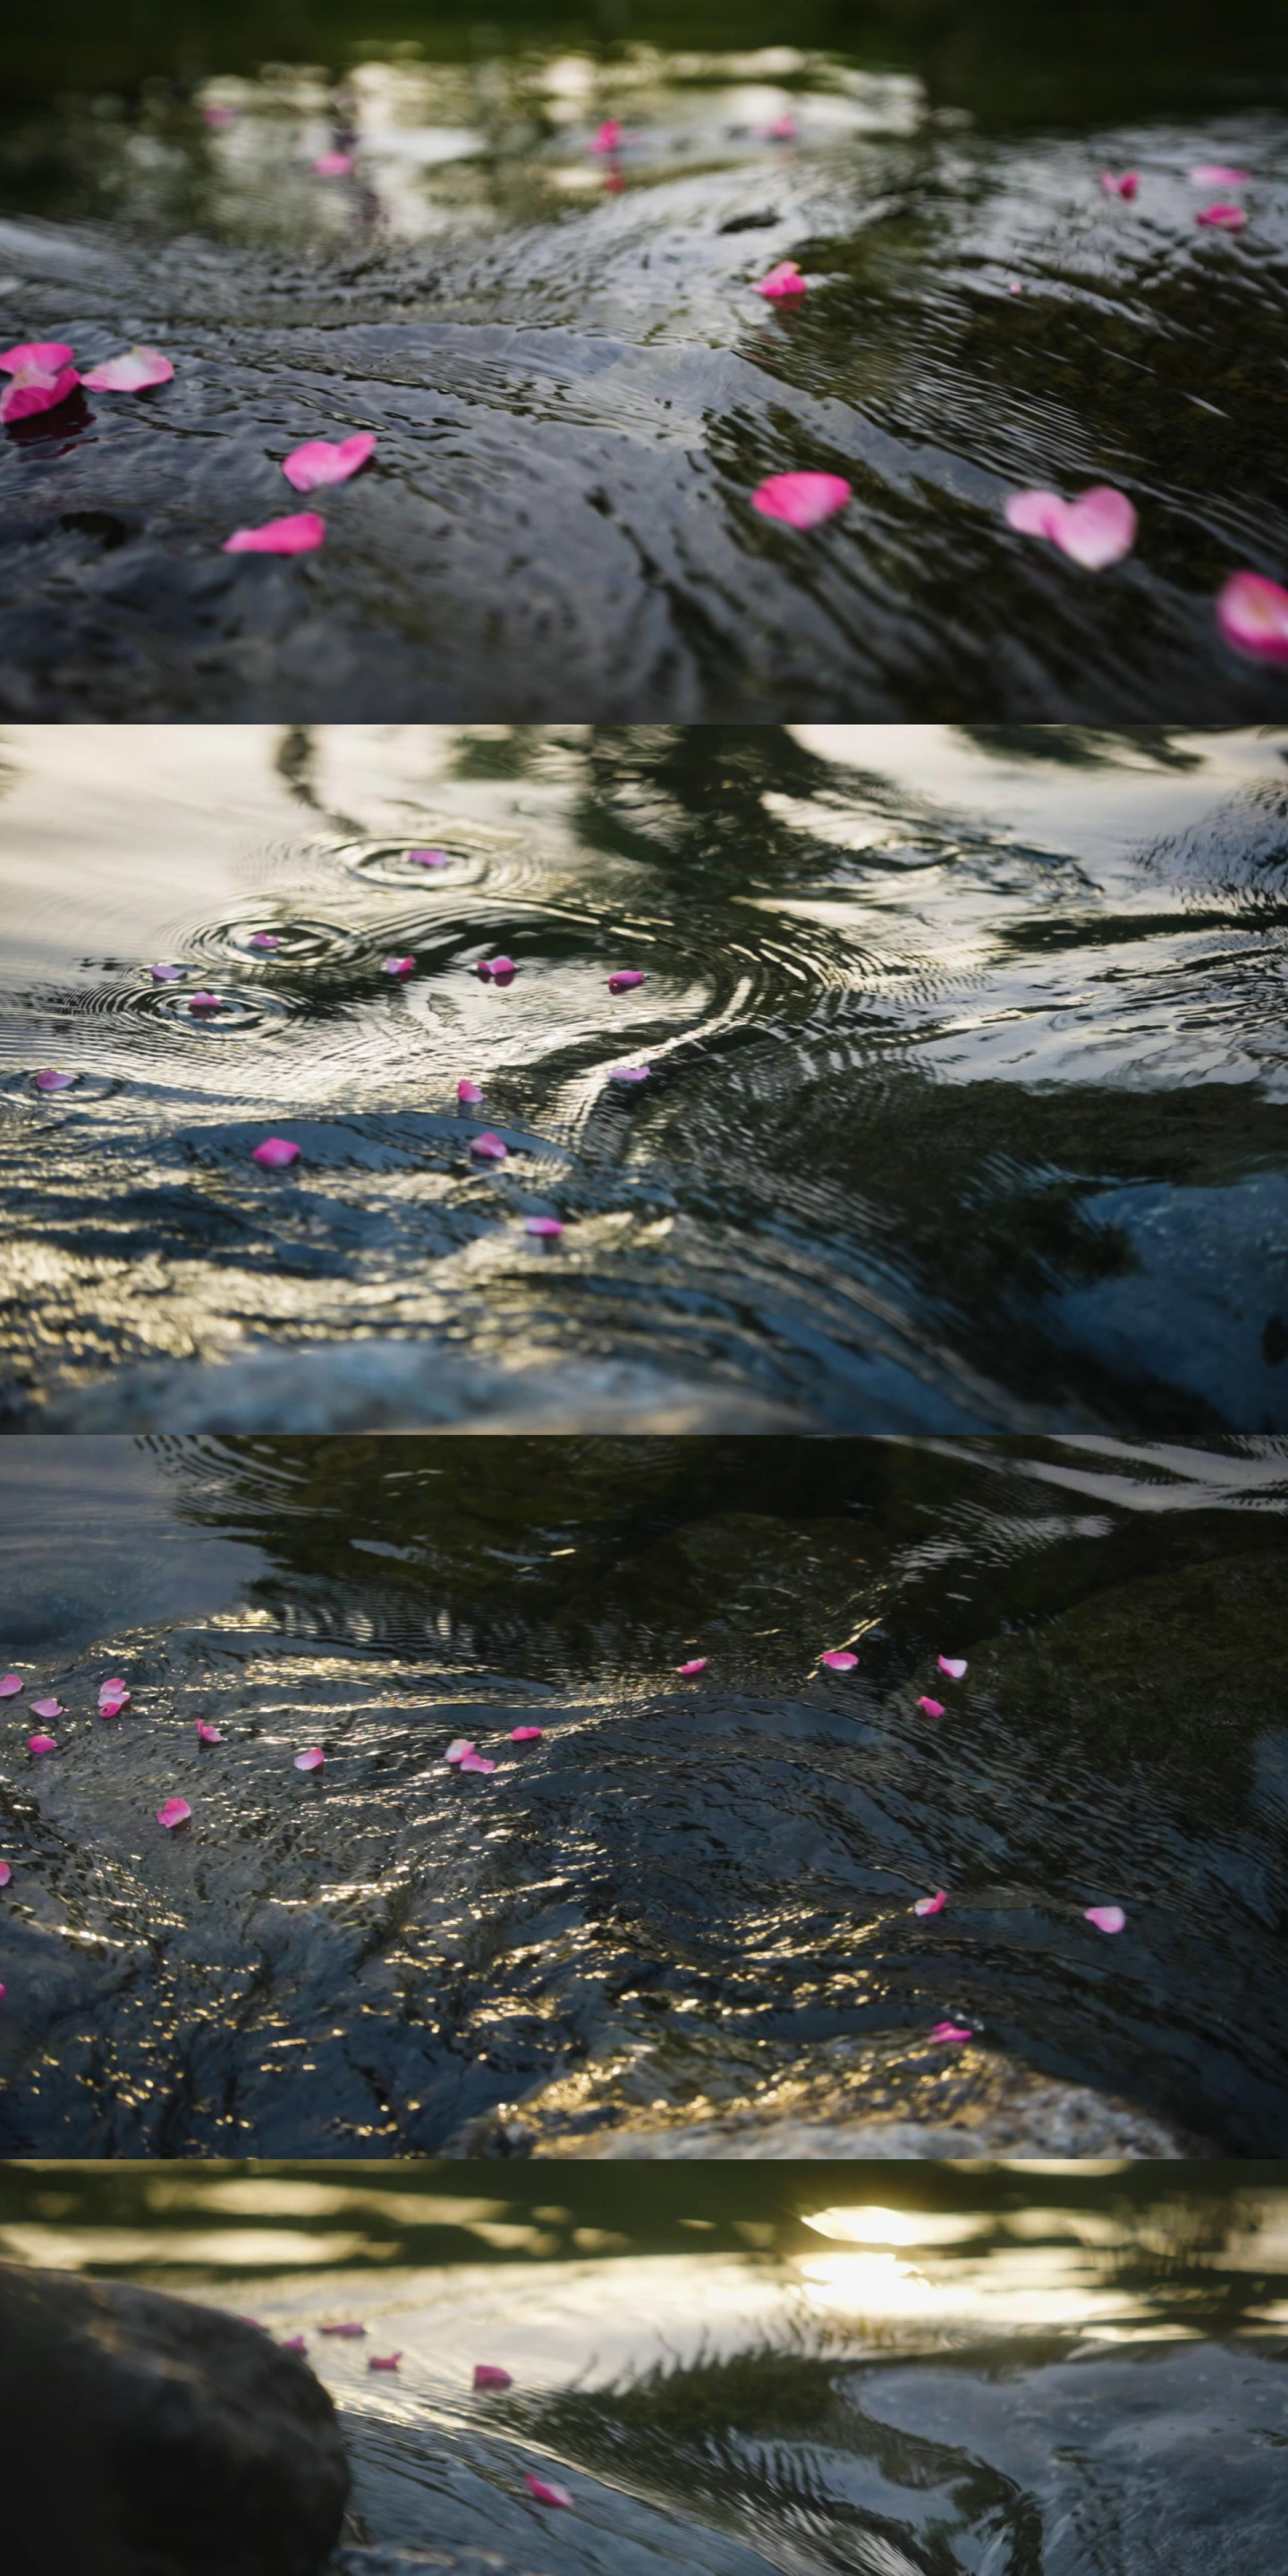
xmin=1 ymin=9 xmax=1286 ymax=718
xmin=0 ymin=1432 xmax=1285 ymax=2154
xmin=1 ymin=2163 xmax=1285 ymax=2576
xmin=4 ymin=724 xmax=1288 ymax=1435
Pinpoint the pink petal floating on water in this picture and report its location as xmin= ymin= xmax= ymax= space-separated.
xmin=820 ymin=1649 xmax=857 ymax=1672
xmin=0 ymin=1984 xmax=5 ymax=2000
xmin=607 ymin=970 xmax=646 ymax=992
xmin=382 ymin=955 xmax=415 ymax=977
xmin=224 ymin=512 xmax=326 ymax=556
xmin=914 ymin=1891 xmax=947 ymax=1916
xmin=29 ymin=1735 xmax=57 ymax=1756
xmin=1197 ymin=203 xmax=1247 ymax=229
xmin=410 ymin=848 xmax=449 ymax=867
xmin=150 ymin=962 xmax=183 ymax=981
xmin=752 ymin=470 xmax=851 ymax=530
xmin=281 ymin=2334 xmax=308 ymax=2352
xmin=369 ymin=2353 xmax=402 ymax=2370
xmin=460 ymin=1751 xmax=496 ymax=1774
xmin=1100 ymin=170 xmax=1139 ymax=198
xmin=1 ymin=341 xmax=75 ymax=372
xmin=314 ymin=151 xmax=355 ymax=177
xmin=1085 ymin=1903 xmax=1126 ymax=1934
xmin=511 ymin=1726 xmax=544 ymax=1742
xmin=457 ymin=1079 xmax=485 ymax=1104
xmin=31 ymin=1699 xmax=62 ymax=1719
xmin=319 ymin=2322 xmax=366 ymax=2337
xmin=157 ymin=1798 xmax=191 ymax=1829
xmin=524 ymin=1216 xmax=564 ymax=1238
xmin=34 ymin=1070 xmax=74 ymax=1092
xmin=916 ymin=1696 xmax=945 ymax=1718
xmin=764 ymin=114 xmax=797 ymax=142
xmin=677 ymin=1657 xmax=708 ymax=1677
xmin=252 ymin=1137 xmax=301 ymax=1168
xmin=195 ymin=1720 xmax=224 ymax=1744
xmin=188 ymin=991 xmax=224 ymax=1012
xmin=250 ymin=931 xmax=281 ymax=951
xmin=489 ymin=956 xmax=518 ymax=980
xmin=609 ymin=1064 xmax=650 ymax=1084
xmin=1190 ymin=163 xmax=1250 ymax=184
xmin=470 ymin=1131 xmax=508 ymax=1161
xmin=98 ymin=1678 xmax=131 ymax=1715
xmin=929 ymin=2021 xmax=972 ymax=2044
xmin=1004 ymin=485 xmax=1136 ymax=569
xmin=445 ymin=1738 xmax=475 ymax=1764
xmin=589 ymin=120 xmax=623 ymax=156
xmin=0 ymin=1862 xmax=10 ymax=1887
xmin=525 ymin=2476 xmax=573 ymax=2510
xmin=937 ymin=1657 xmax=967 ymax=1680
xmin=1 ymin=363 xmax=80 ymax=423
xmin=203 ymin=104 xmax=237 ymax=130
xmin=283 ymin=432 xmax=377 ymax=492
xmin=0 ymin=1676 xmax=21 ymax=1697
xmin=474 ymin=2363 xmax=513 ymax=2388
xmin=1216 ymin=571 xmax=1288 ymax=662
xmin=754 ymin=260 xmax=808 ymax=299
xmin=294 ymin=1748 xmax=325 ymax=1772
xmin=1007 ymin=278 xmax=1024 ymax=293
xmin=81 ymin=345 xmax=174 ymax=393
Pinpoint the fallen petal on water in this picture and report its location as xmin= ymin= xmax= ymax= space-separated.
xmin=281 ymin=2335 xmax=308 ymax=2353
xmin=511 ymin=1726 xmax=544 ymax=1742
xmin=31 ymin=1699 xmax=62 ymax=1718
xmin=411 ymin=848 xmax=449 ymax=867
xmin=525 ymin=2477 xmax=573 ymax=2510
xmin=914 ymin=1891 xmax=948 ymax=1916
xmin=187 ymin=992 xmax=224 ymax=1012
xmin=195 ymin=1720 xmax=224 ymax=1744
xmin=1197 ymin=203 xmax=1248 ymax=229
xmin=29 ymin=1735 xmax=57 ymax=1756
xmin=81 ymin=345 xmax=173 ymax=392
xmin=677 ymin=1657 xmax=708 ymax=1676
xmin=1216 ymin=570 xmax=1288 ymax=661
xmin=150 ymin=963 xmax=183 ymax=981
xmin=157 ymin=1798 xmax=191 ymax=1829
xmin=607 ymin=970 xmax=646 ymax=992
xmin=524 ymin=1216 xmax=564 ymax=1238
xmin=470 ymin=1131 xmax=508 ymax=1161
xmin=382 ymin=955 xmax=415 ymax=977
xmin=1085 ymin=1904 xmax=1127 ymax=1934
xmin=294 ymin=1748 xmax=325 ymax=1773
xmin=369 ymin=2354 xmax=402 ymax=2370
xmin=916 ymin=1696 xmax=945 ymax=1718
xmin=937 ymin=1657 xmax=968 ymax=1680
xmin=249 ymin=931 xmax=281 ymax=951
xmin=1190 ymin=163 xmax=1250 ymax=183
xmin=752 ymin=470 xmax=851 ymax=530
xmin=283 ymin=431 xmax=376 ymax=492
xmin=929 ymin=2021 xmax=972 ymax=2044
xmin=445 ymin=1739 xmax=475 ymax=1764
xmin=319 ymin=2322 xmax=366 ymax=2336
xmin=34 ymin=1071 xmax=74 ymax=1092
xmin=314 ymin=152 xmax=354 ymax=177
xmin=460 ymin=1751 xmax=497 ymax=1774
xmin=1100 ymin=170 xmax=1139 ymax=197
xmin=1 ymin=341 xmax=75 ymax=372
xmin=2 ymin=364 xmax=80 ymax=423
xmin=457 ymin=1080 xmax=484 ymax=1104
xmin=0 ymin=1676 xmax=22 ymax=1698
xmin=474 ymin=2363 xmax=513 ymax=2388
xmin=252 ymin=1138 xmax=301 ymax=1168
xmin=223 ymin=513 xmax=326 ymax=555
xmin=754 ymin=260 xmax=808 ymax=298
xmin=1005 ymin=484 xmax=1136 ymax=569
xmin=609 ymin=1065 xmax=651 ymax=1084
xmin=0 ymin=1862 xmax=11 ymax=1886
xmin=819 ymin=1649 xmax=858 ymax=1672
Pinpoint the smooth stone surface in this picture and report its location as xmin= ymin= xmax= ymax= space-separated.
xmin=0 ymin=2265 xmax=349 ymax=2576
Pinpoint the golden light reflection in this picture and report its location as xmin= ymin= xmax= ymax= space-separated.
xmin=802 ymin=2206 xmax=988 ymax=2247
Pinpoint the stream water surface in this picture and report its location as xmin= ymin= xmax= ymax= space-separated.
xmin=3 ymin=723 xmax=1288 ymax=1433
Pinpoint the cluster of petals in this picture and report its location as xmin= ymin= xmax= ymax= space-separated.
xmin=445 ymin=1737 xmax=496 ymax=1774
xmin=1005 ymin=485 xmax=1136 ymax=569
xmin=752 ymin=471 xmax=851 ymax=530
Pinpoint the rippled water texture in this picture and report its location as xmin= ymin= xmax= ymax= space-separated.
xmin=1 ymin=2164 xmax=1284 ymax=2576
xmin=1 ymin=1433 xmax=1285 ymax=2153
xmin=3 ymin=723 xmax=1288 ymax=1430
xmin=1 ymin=21 xmax=1286 ymax=717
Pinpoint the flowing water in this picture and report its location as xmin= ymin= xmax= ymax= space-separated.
xmin=3 ymin=723 xmax=1288 ymax=1433
xmin=0 ymin=12 xmax=1285 ymax=719
xmin=0 ymin=1433 xmax=1285 ymax=2154
xmin=0 ymin=2162 xmax=1284 ymax=2574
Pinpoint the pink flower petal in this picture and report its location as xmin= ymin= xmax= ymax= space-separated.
xmin=1007 ymin=279 xmax=1024 ymax=294
xmin=470 ymin=1131 xmax=508 ymax=1161
xmin=763 ymin=114 xmax=797 ymax=141
xmin=1084 ymin=1904 xmax=1126 ymax=1934
xmin=282 ymin=2334 xmax=309 ymax=2352
xmin=252 ymin=1137 xmax=301 ymax=1168
xmin=0 ymin=1675 xmax=22 ymax=1698
xmin=31 ymin=1699 xmax=62 ymax=1719
xmin=411 ymin=848 xmax=449 ymax=866
xmin=1190 ymin=163 xmax=1250 ymax=184
xmin=203 ymin=104 xmax=237 ymax=130
xmin=914 ymin=1891 xmax=947 ymax=1916
xmin=819 ymin=1649 xmax=857 ymax=1672
xmin=80 ymin=345 xmax=174 ymax=392
xmin=609 ymin=1065 xmax=650 ymax=1084
xmin=474 ymin=2363 xmax=513 ymax=2388
xmin=1216 ymin=571 xmax=1288 ymax=662
xmin=445 ymin=1738 xmax=476 ymax=1764
xmin=314 ymin=151 xmax=354 ymax=177
xmin=1 ymin=364 xmax=80 ymax=423
xmin=0 ymin=1862 xmax=11 ymax=1887
xmin=369 ymin=2353 xmax=402 ymax=2370
xmin=1006 ymin=485 xmax=1136 ymax=569
xmin=916 ymin=1696 xmax=945 ymax=1718
xmin=511 ymin=1726 xmax=544 ymax=1742
xmin=34 ymin=1070 xmax=74 ymax=1092
xmin=937 ymin=1657 xmax=967 ymax=1680
xmin=0 ymin=1982 xmax=6 ymax=1999
xmin=382 ymin=954 xmax=415 ymax=977
xmin=753 ymin=261 xmax=808 ymax=299
xmin=1 ymin=341 xmax=75 ymax=373
xmin=487 ymin=955 xmax=518 ymax=979
xmin=283 ymin=432 xmax=377 ymax=492
xmin=607 ymin=970 xmax=646 ymax=992
xmin=457 ymin=1079 xmax=484 ymax=1104
xmin=1100 ymin=170 xmax=1139 ymax=198
xmin=223 ymin=513 xmax=326 ymax=556
xmin=97 ymin=1680 xmax=131 ymax=1716
xmin=250 ymin=932 xmax=281 ymax=951
xmin=677 ymin=1657 xmax=708 ymax=1676
xmin=752 ymin=471 xmax=852 ymax=530
xmin=188 ymin=991 xmax=225 ymax=1012
xmin=294 ymin=1748 xmax=325 ymax=1772
xmin=319 ymin=2321 xmax=366 ymax=2336
xmin=589 ymin=120 xmax=623 ymax=156
xmin=929 ymin=2021 xmax=972 ymax=2044
xmin=28 ymin=1735 xmax=57 ymax=1756
xmin=195 ymin=1720 xmax=224 ymax=1744
xmin=150 ymin=962 xmax=183 ymax=981
xmin=524 ymin=1216 xmax=564 ymax=1238
xmin=157 ymin=1798 xmax=191 ymax=1829
xmin=525 ymin=2476 xmax=573 ymax=2510
xmin=1197 ymin=203 xmax=1247 ymax=229
xmin=459 ymin=1751 xmax=497 ymax=1774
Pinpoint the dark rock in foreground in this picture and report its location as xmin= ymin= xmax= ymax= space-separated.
xmin=0 ymin=2266 xmax=348 ymax=2576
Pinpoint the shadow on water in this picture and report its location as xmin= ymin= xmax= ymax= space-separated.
xmin=0 ymin=1434 xmax=1285 ymax=2153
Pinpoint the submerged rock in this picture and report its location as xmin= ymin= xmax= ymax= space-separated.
xmin=0 ymin=2266 xmax=349 ymax=2576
